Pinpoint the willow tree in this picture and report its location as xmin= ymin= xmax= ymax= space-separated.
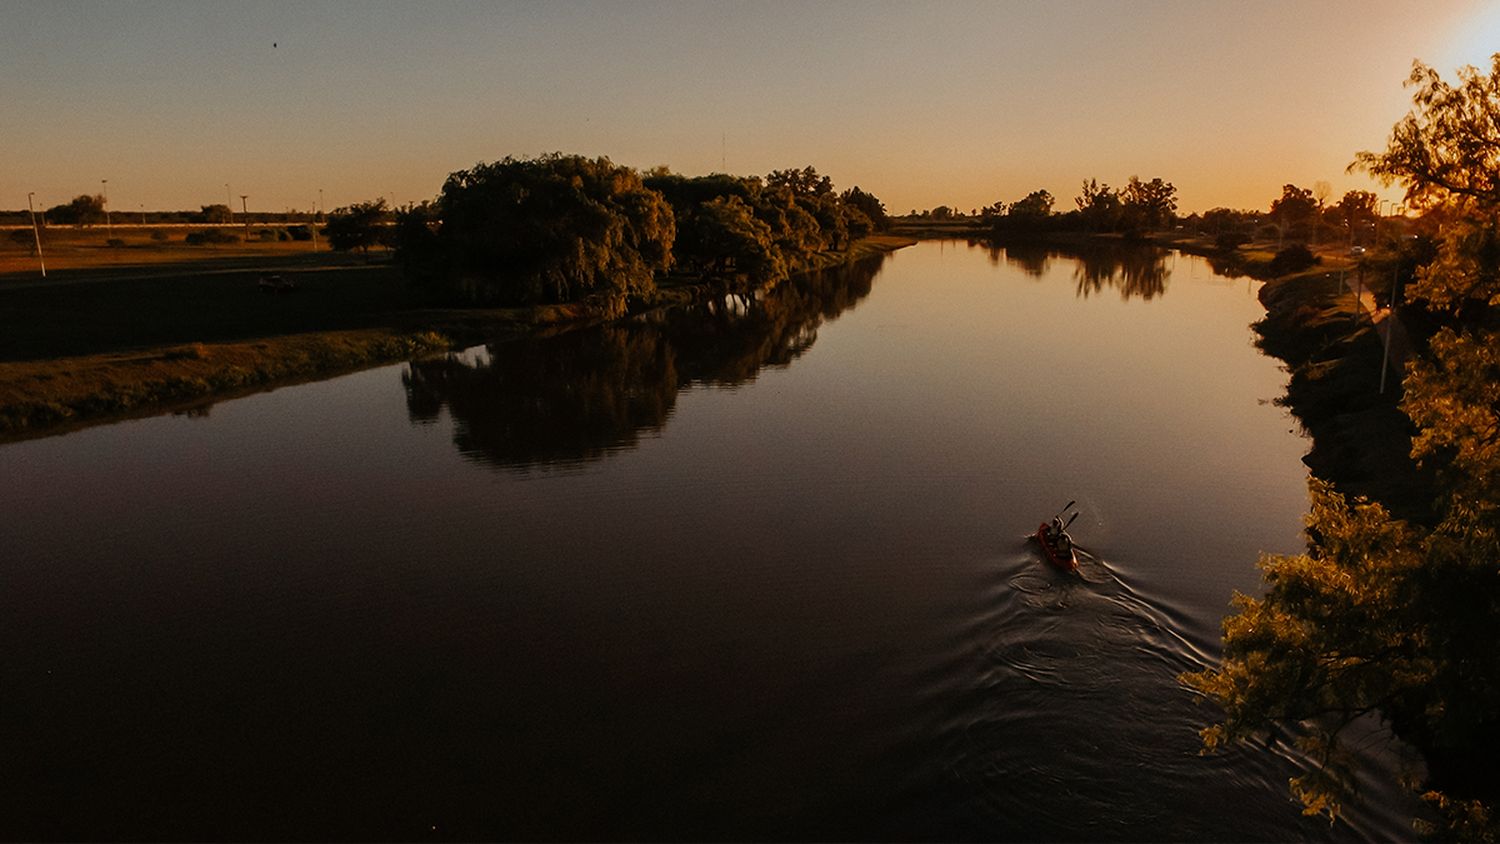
xmin=1186 ymin=55 xmax=1500 ymax=840
xmin=415 ymin=154 xmax=675 ymax=305
xmin=675 ymin=195 xmax=786 ymax=285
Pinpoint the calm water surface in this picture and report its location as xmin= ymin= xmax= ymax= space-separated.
xmin=1 ymin=242 xmax=1418 ymax=839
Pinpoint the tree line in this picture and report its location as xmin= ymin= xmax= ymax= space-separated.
xmin=899 ymin=178 xmax=1391 ymax=256
xmin=16 ymin=198 xmax=324 ymax=227
xmin=900 ymin=177 xmax=1179 ymax=237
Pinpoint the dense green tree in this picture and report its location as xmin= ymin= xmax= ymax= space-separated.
xmin=324 ymin=199 xmax=392 ymax=253
xmin=1075 ymin=179 xmax=1123 ymax=231
xmin=1352 ymin=55 xmax=1500 ymax=208
xmin=765 ymin=165 xmax=833 ymax=197
xmin=753 ymin=186 xmax=825 ymax=264
xmin=412 ymin=154 xmax=675 ymax=305
xmin=1120 ymin=176 xmax=1177 ymax=231
xmin=1332 ymin=190 xmax=1378 ymax=238
xmin=198 ymin=204 xmax=232 ymax=224
xmin=392 ymin=201 xmax=442 ymax=284
xmin=843 ymin=204 xmax=875 ymax=242
xmin=840 ymin=186 xmax=889 ymax=231
xmin=806 ymin=192 xmax=852 ymax=251
xmin=44 ymin=194 xmax=105 ymax=226
xmin=1006 ymin=189 xmax=1054 ymax=223
xmin=1269 ymin=184 xmax=1317 ymax=237
xmin=1201 ymin=208 xmax=1258 ymax=247
xmin=675 ymin=195 xmax=786 ymax=284
xmin=643 ymin=171 xmax=756 ymax=210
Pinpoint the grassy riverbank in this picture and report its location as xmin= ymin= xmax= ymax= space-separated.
xmin=0 ymin=232 xmax=913 ymax=437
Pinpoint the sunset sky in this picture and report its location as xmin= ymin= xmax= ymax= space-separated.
xmin=4 ymin=0 xmax=1495 ymax=216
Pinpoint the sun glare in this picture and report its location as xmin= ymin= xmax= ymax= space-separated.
xmin=1441 ymin=5 xmax=1500 ymax=71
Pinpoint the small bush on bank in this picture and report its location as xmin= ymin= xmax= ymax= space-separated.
xmin=1215 ymin=231 xmax=1248 ymax=252
xmin=106 ymin=238 xmax=126 ymax=248
xmin=286 ymin=225 xmax=313 ymax=241
xmin=1268 ymin=243 xmax=1318 ymax=276
xmin=150 ymin=230 xmax=170 ymax=242
xmin=184 ymin=230 xmax=240 ymax=246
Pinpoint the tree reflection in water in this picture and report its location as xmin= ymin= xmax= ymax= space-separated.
xmin=975 ymin=239 xmax=1169 ymax=300
xmin=403 ymin=256 xmax=882 ymax=470
xmin=1071 ymin=243 xmax=1169 ymax=300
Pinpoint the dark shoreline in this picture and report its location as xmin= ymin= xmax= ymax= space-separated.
xmin=0 ymin=237 xmax=915 ymax=441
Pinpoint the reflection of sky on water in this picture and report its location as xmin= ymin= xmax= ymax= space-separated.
xmin=0 ymin=241 xmax=1418 ymax=841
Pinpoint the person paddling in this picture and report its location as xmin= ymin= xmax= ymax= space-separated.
xmin=1049 ymin=515 xmax=1074 ymax=554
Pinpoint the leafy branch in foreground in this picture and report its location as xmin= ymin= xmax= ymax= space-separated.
xmin=1192 ymin=53 xmax=1500 ymax=840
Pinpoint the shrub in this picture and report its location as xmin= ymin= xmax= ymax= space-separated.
xmin=285 ymin=225 xmax=313 ymax=242
xmin=403 ymin=154 xmax=675 ymax=305
xmin=106 ymin=238 xmax=126 ymax=248
xmin=1268 ymin=243 xmax=1318 ymax=276
xmin=1215 ymin=231 xmax=1248 ymax=252
xmin=184 ymin=230 xmax=240 ymax=246
xmin=149 ymin=230 xmax=170 ymax=242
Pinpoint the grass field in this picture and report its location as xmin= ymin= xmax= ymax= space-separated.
xmin=0 ymin=223 xmax=358 ymax=277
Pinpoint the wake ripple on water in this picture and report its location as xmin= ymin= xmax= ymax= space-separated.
xmin=927 ymin=538 xmax=1404 ymax=842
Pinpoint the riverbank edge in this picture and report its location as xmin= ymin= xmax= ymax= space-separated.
xmin=1156 ymin=230 xmax=1434 ymax=519
xmin=1248 ymin=265 xmax=1433 ymax=521
xmin=896 ymin=224 xmax=1432 ymax=516
xmin=0 ymin=236 xmax=916 ymax=438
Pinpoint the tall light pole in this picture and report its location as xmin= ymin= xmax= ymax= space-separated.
xmin=240 ymin=195 xmax=249 ymax=237
xmin=102 ymin=179 xmax=112 ymax=238
xmin=1380 ymin=265 xmax=1400 ymax=394
xmin=26 ymin=192 xmax=46 ymax=278
xmin=226 ymin=183 xmax=233 ymax=226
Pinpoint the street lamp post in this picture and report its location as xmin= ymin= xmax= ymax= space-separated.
xmin=240 ymin=195 xmax=249 ymax=237
xmin=1380 ymin=265 xmax=1400 ymax=394
xmin=102 ymin=179 xmax=112 ymax=238
xmin=26 ymin=192 xmax=46 ymax=278
xmin=226 ymin=184 xmax=233 ymax=225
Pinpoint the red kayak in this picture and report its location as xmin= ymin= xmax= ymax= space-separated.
xmin=1035 ymin=523 xmax=1079 ymax=572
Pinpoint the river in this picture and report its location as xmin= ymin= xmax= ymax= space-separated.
xmin=0 ymin=240 xmax=1418 ymax=839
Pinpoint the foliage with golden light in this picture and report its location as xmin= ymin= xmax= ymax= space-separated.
xmin=1184 ymin=55 xmax=1500 ymax=841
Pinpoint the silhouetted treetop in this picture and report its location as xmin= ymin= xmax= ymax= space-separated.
xmin=423 ymin=154 xmax=676 ymax=305
xmin=325 ymin=199 xmax=392 ymax=253
xmin=1353 ymin=54 xmax=1500 ymax=208
xmin=44 ymin=195 xmax=105 ymax=226
xmin=765 ymin=166 xmax=834 ymax=197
